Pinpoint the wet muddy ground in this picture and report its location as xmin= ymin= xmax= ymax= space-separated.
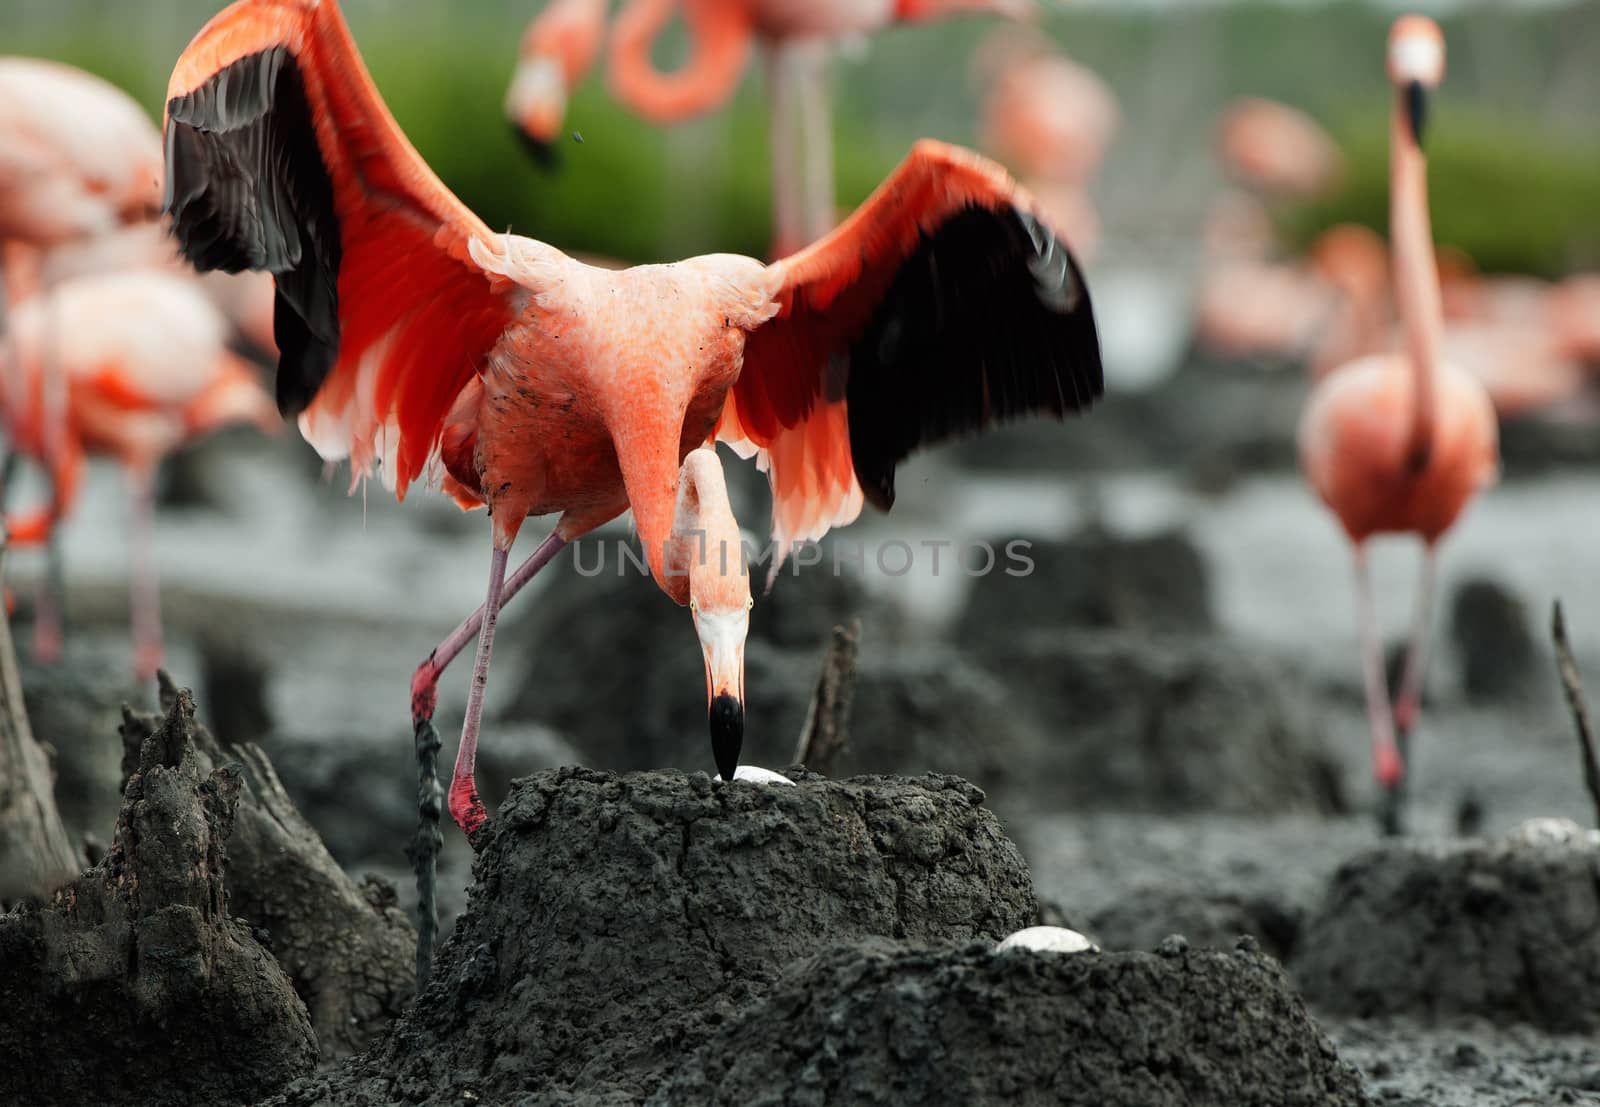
xmin=4 ymin=373 xmax=1600 ymax=1105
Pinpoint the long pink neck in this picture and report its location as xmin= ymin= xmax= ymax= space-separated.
xmin=1390 ymin=92 xmax=1441 ymax=469
xmin=663 ymin=449 xmax=743 ymax=607
xmin=608 ymin=0 xmax=752 ymax=123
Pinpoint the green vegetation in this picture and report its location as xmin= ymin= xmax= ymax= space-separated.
xmin=10 ymin=1 xmax=1599 ymax=274
xmin=1282 ymin=108 xmax=1600 ymax=279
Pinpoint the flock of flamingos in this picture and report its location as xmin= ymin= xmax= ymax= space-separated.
xmin=2 ymin=0 xmax=1597 ymax=968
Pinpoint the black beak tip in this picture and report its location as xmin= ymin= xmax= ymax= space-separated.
xmin=512 ymin=126 xmax=561 ymax=172
xmin=709 ymin=693 xmax=744 ymax=782
xmin=1405 ymin=80 xmax=1429 ymax=147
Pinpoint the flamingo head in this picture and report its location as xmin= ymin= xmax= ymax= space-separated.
xmin=505 ymin=57 xmax=568 ymax=169
xmin=1387 ymin=15 xmax=1445 ymax=144
xmin=693 ymin=586 xmax=752 ymax=785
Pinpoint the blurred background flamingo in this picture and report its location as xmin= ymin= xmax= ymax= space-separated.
xmin=0 ymin=53 xmax=276 ymax=673
xmin=975 ymin=25 xmax=1118 ymax=261
xmin=0 ymin=268 xmax=276 ymax=678
xmin=510 ymin=0 xmax=1033 ymax=255
xmin=1298 ymin=15 xmax=1498 ymax=835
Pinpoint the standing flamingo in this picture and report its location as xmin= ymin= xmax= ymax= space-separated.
xmin=164 ymin=0 xmax=1102 ymax=977
xmin=1 ymin=56 xmax=172 ymax=660
xmin=509 ymin=0 xmax=1032 ymax=255
xmin=1297 ymin=15 xmax=1498 ymax=835
xmin=0 ymin=269 xmax=278 ymax=678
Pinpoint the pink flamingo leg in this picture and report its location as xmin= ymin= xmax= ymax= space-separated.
xmin=1392 ymin=545 xmax=1438 ymax=740
xmin=409 ymin=530 xmax=569 ymax=723
xmin=793 ymin=40 xmax=835 ymax=248
xmin=128 ymin=468 xmax=163 ymax=681
xmin=409 ymin=528 xmax=565 ymax=988
xmin=1353 ymin=546 xmax=1405 ymax=830
xmin=448 ymin=544 xmax=509 ymax=836
xmin=31 ymin=536 xmax=64 ymax=665
xmin=767 ymin=44 xmax=804 ymax=258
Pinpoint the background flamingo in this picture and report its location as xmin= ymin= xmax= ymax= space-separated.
xmin=976 ymin=26 xmax=1119 ymax=260
xmin=1297 ymin=15 xmax=1498 ymax=835
xmin=165 ymin=0 xmax=1101 ymax=977
xmin=505 ymin=0 xmax=609 ymax=166
xmin=1216 ymin=96 xmax=1345 ymax=202
xmin=0 ymin=57 xmax=163 ymax=250
xmin=508 ymin=0 xmax=1032 ymax=256
xmin=0 ymin=269 xmax=278 ymax=678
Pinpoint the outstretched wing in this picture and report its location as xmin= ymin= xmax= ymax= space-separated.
xmin=721 ymin=139 xmax=1103 ymax=556
xmin=163 ymin=0 xmax=518 ymax=497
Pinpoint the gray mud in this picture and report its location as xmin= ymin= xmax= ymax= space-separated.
xmin=271 ymin=768 xmax=1034 ymax=1106
xmin=120 ymin=674 xmax=416 ymax=1059
xmin=1296 ymin=821 xmax=1600 ymax=1032
xmin=0 ymin=687 xmax=317 ymax=1106
xmin=653 ymin=940 xmax=1369 ymax=1107
xmin=956 ymin=525 xmax=1214 ymax=640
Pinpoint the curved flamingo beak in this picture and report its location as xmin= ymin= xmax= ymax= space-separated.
xmin=697 ymin=608 xmax=748 ymax=780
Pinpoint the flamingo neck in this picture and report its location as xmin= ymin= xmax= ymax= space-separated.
xmin=607 ymin=0 xmax=753 ymax=123
xmin=1390 ymin=91 xmax=1442 ymax=470
xmin=664 ymin=449 xmax=744 ymax=608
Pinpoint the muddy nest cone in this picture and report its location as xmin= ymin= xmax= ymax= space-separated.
xmin=955 ymin=525 xmax=1215 ymax=642
xmin=1296 ymin=818 xmax=1600 ymax=1032
xmin=980 ymin=630 xmax=1346 ymax=816
xmin=653 ymin=939 xmax=1367 ymax=1106
xmin=0 ymin=686 xmax=317 ymax=1107
xmin=276 ymin=768 xmax=1035 ymax=1105
xmin=121 ymin=673 xmax=416 ymax=1059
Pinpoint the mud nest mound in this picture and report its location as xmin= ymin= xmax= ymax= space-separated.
xmin=654 ymin=940 xmax=1368 ymax=1107
xmin=982 ymin=630 xmax=1346 ymax=816
xmin=1088 ymin=886 xmax=1302 ymax=962
xmin=1296 ymin=818 xmax=1600 ymax=1032
xmin=955 ymin=525 xmax=1214 ymax=641
xmin=275 ymin=768 xmax=1035 ymax=1105
xmin=0 ymin=688 xmax=317 ymax=1107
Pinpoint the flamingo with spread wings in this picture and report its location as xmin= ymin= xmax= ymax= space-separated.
xmin=164 ymin=0 xmax=1101 ymax=976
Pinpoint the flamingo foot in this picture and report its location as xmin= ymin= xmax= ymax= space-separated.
xmin=448 ymin=771 xmax=489 ymax=835
xmin=714 ymin=765 xmax=797 ymax=786
xmin=1375 ymin=734 xmax=1408 ymax=837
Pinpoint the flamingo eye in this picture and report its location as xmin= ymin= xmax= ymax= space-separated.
xmin=690 ymin=599 xmax=699 ymax=614
xmin=746 ymin=598 xmax=754 ymax=611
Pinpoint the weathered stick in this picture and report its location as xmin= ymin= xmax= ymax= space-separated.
xmin=0 ymin=525 xmax=83 ymax=901
xmin=793 ymin=619 xmax=860 ymax=777
xmin=1551 ymin=600 xmax=1600 ymax=828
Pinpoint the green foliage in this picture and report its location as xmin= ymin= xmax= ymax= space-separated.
xmin=1281 ymin=107 xmax=1600 ymax=279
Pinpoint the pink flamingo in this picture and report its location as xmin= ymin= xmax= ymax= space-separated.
xmin=1216 ymin=96 xmax=1345 ymax=202
xmin=0 ymin=269 xmax=277 ymax=677
xmin=975 ymin=28 xmax=1118 ymax=260
xmin=165 ymin=0 xmax=1101 ymax=975
xmin=38 ymin=222 xmax=278 ymax=356
xmin=1297 ymin=15 xmax=1499 ymax=834
xmin=0 ymin=57 xmax=163 ymax=250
